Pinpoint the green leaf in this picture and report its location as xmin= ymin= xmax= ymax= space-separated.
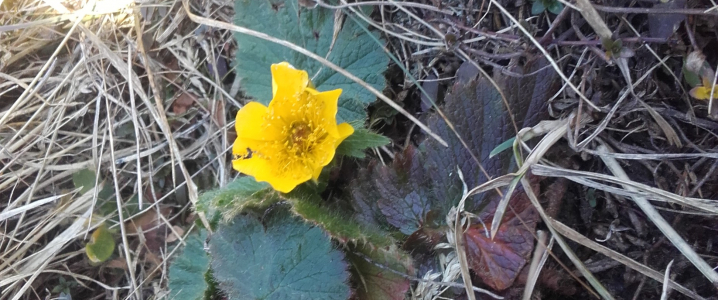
xmin=168 ymin=230 xmax=210 ymax=300
xmin=85 ymin=224 xmax=114 ymax=263
xmin=531 ymin=0 xmax=546 ymax=15
xmin=287 ymin=190 xmax=394 ymax=247
xmin=347 ymin=245 xmax=412 ymax=300
xmin=587 ymin=188 xmax=597 ymax=208
xmin=546 ymin=1 xmax=564 ymax=14
xmin=210 ymin=208 xmax=351 ymax=300
xmin=72 ymin=169 xmax=97 ymax=194
xmin=196 ymin=176 xmax=279 ymax=222
xmin=233 ymin=0 xmax=389 ymax=124
xmin=336 ymin=129 xmax=390 ymax=158
xmin=490 ymin=137 xmax=516 ymax=158
xmin=683 ymin=59 xmax=702 ymax=88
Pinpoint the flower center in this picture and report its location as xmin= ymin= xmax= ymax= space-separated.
xmin=290 ymin=122 xmax=311 ymax=146
xmin=282 ymin=120 xmax=323 ymax=159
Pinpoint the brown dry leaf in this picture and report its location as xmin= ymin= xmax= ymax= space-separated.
xmin=125 ymin=207 xmax=171 ymax=233
xmin=172 ymin=92 xmax=197 ymax=114
xmin=105 ymin=258 xmax=128 ymax=270
xmin=165 ymin=57 xmax=181 ymax=83
xmin=126 ymin=206 xmax=172 ymax=253
xmin=227 ymin=126 xmax=237 ymax=146
xmin=212 ymin=98 xmax=226 ymax=129
xmin=166 ymin=225 xmax=185 ymax=243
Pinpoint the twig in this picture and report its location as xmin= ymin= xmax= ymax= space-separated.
xmin=593 ymin=4 xmax=718 ymax=15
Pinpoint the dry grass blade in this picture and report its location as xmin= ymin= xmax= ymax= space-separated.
xmin=579 ymin=150 xmax=718 ymax=160
xmin=490 ymin=115 xmax=570 ymax=239
xmin=520 ymin=177 xmax=613 ymax=300
xmin=1 ymin=188 xmax=96 ymax=298
xmin=454 ymin=169 xmax=477 ymax=300
xmin=0 ymin=190 xmax=76 ymax=222
xmin=105 ymin=97 xmax=139 ymax=299
xmin=661 ymin=260 xmax=675 ymax=300
xmin=522 ymin=230 xmax=552 ymax=300
xmin=596 ymin=144 xmax=718 ymax=284
xmin=575 ymin=56 xmax=669 ymax=149
xmin=574 ymin=0 xmax=612 ymax=40
xmin=130 ymin=14 xmax=210 ymax=232
xmin=488 ymin=0 xmax=598 ymax=112
xmin=548 ymin=219 xmax=706 ymax=300
xmin=531 ymin=164 xmax=718 ymax=214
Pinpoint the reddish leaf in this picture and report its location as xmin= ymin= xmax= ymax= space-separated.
xmin=403 ymin=226 xmax=444 ymax=253
xmin=463 ymin=184 xmax=540 ymax=291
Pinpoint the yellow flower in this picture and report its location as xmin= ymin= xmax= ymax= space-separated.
xmin=232 ymin=62 xmax=354 ymax=193
xmin=690 ymin=77 xmax=717 ymax=101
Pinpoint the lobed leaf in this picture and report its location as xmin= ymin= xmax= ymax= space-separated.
xmin=336 ymin=128 xmax=391 ymax=158
xmin=233 ymin=0 xmax=389 ymax=124
xmin=288 ymin=192 xmax=394 ymax=247
xmin=352 ymin=146 xmax=438 ymax=235
xmin=210 ymin=208 xmax=351 ymax=300
xmin=168 ymin=230 xmax=210 ymax=300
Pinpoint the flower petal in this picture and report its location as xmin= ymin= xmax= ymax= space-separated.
xmin=271 ymin=62 xmax=308 ymax=98
xmin=310 ymin=88 xmax=343 ymax=137
xmin=312 ymin=123 xmax=353 ymax=168
xmin=311 ymin=165 xmax=323 ymax=181
xmin=690 ymin=86 xmax=716 ymax=100
xmin=232 ymin=139 xmax=308 ymax=193
xmin=335 ymin=123 xmax=354 ymax=146
xmin=235 ymin=102 xmax=281 ymax=140
xmin=232 ymin=138 xmax=273 ymax=182
xmin=267 ymin=174 xmax=310 ymax=193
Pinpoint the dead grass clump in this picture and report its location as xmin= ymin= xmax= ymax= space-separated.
xmin=0 ymin=0 xmax=237 ymax=298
